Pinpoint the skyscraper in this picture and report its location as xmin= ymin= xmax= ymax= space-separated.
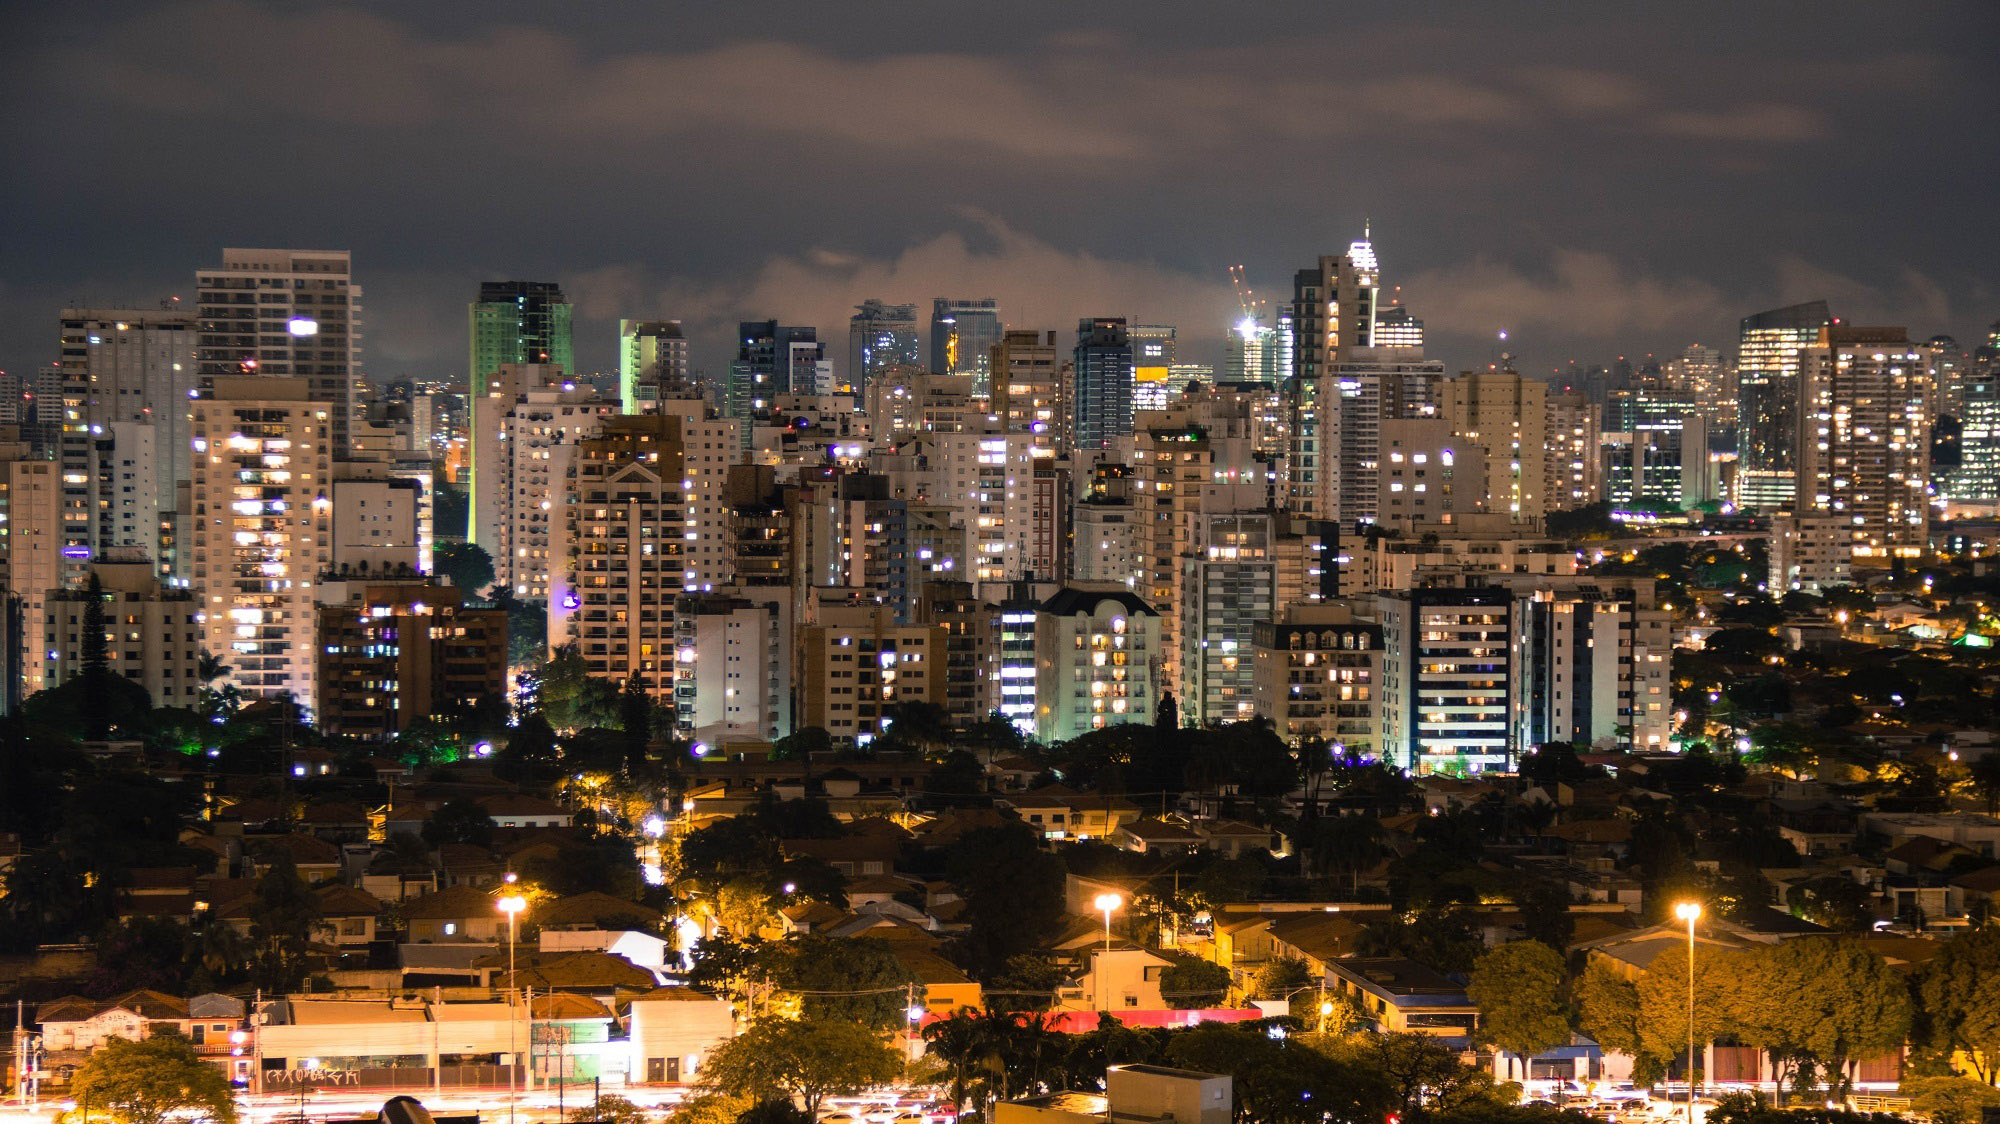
xmin=1735 ymin=299 xmax=1831 ymax=510
xmin=847 ymin=300 xmax=920 ymax=393
xmin=1373 ymin=306 xmax=1425 ymax=349
xmin=188 ymin=377 xmax=334 ymax=705
xmin=56 ymin=307 xmax=197 ymax=566
xmin=196 ymin=248 xmax=361 ymax=452
xmin=990 ymin=329 xmax=1064 ymax=448
xmin=469 ymin=281 xmax=573 ymax=396
xmin=930 ymin=298 xmax=1001 ymax=391
xmin=1286 ymin=232 xmax=1384 ymax=517
xmin=1131 ymin=324 xmax=1176 ymax=413
xmin=728 ymin=321 xmax=824 ymax=420
xmin=1072 ymin=317 xmax=1134 ymax=450
xmin=619 ymin=319 xmax=690 ymax=413
xmin=1797 ymin=325 xmax=1931 ymax=561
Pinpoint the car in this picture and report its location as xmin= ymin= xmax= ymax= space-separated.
xmin=892 ymin=1113 xmax=927 ymax=1124
xmin=820 ymin=1113 xmax=859 ymax=1124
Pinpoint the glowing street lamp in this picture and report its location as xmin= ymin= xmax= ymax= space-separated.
xmin=498 ymin=882 xmax=527 ymax=1124
xmin=1093 ymin=892 xmax=1123 ymax=1012
xmin=1673 ymin=901 xmax=1703 ymax=1124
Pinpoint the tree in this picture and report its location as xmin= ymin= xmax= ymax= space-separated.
xmin=1157 ymin=955 xmax=1231 ymax=1009
xmin=694 ymin=1017 xmax=902 ymax=1118
xmin=1903 ymin=1077 xmax=2000 ymax=1124
xmin=246 ymin=857 xmax=322 ymax=992
xmin=72 ymin=1033 xmax=238 ymax=1124
xmin=434 ymin=541 xmax=496 ymax=597
xmin=1165 ymin=1023 xmax=1390 ymax=1124
xmin=946 ymin=823 xmax=1067 ymax=975
xmin=922 ymin=1012 xmax=1004 ymax=1114
xmin=620 ymin=672 xmax=654 ymax=775
xmin=763 ymin=935 xmax=916 ymax=1030
xmin=1339 ymin=1031 xmax=1514 ymax=1121
xmin=1155 ymin=690 xmax=1179 ymax=732
xmin=1575 ymin=962 xmax=1649 ymax=1075
xmin=1307 ymin=814 xmax=1385 ymax=894
xmin=1253 ymin=955 xmax=1313 ymax=1001
xmin=568 ymin=1095 xmax=649 ymax=1124
xmin=1968 ymin=755 xmax=2000 ymax=816
xmin=423 ymin=797 xmax=495 ymax=848
xmin=1468 ymin=941 xmax=1572 ymax=1077
xmin=1921 ymin=925 xmax=2000 ymax=1083
xmin=80 ymin=573 xmax=113 ymax=741
xmin=1727 ymin=939 xmax=1912 ymax=1098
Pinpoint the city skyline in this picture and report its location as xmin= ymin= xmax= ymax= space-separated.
xmin=2 ymin=2 xmax=1995 ymax=384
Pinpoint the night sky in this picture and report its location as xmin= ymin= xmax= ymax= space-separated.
xmin=2 ymin=1 xmax=1995 ymax=384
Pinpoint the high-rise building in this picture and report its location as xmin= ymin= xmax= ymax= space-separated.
xmin=930 ymin=299 xmax=1001 ymax=392
xmin=620 ymin=320 xmax=690 ymax=414
xmin=1797 ymin=326 xmax=1931 ymax=561
xmin=991 ymin=330 xmax=1064 ymax=449
xmin=1603 ymin=391 xmax=1713 ymax=511
xmin=545 ymin=415 xmax=689 ymax=696
xmin=797 ymin=603 xmax=945 ymax=746
xmin=1251 ymin=604 xmax=1382 ymax=752
xmin=1769 ymin=514 xmax=1854 ymax=594
xmin=1072 ymin=318 xmax=1135 ymax=450
xmin=314 ymin=573 xmax=507 ymax=742
xmin=1735 ymin=299 xmax=1832 ymax=510
xmin=1131 ymin=324 xmax=1177 ymax=413
xmin=1664 ymin=344 xmax=1735 ymax=434
xmin=1544 ymin=390 xmax=1605 ymax=510
xmin=1939 ymin=350 xmax=2000 ymax=517
xmin=472 ymin=366 xmax=618 ymax=594
xmin=848 ymin=300 xmax=920 ymax=393
xmin=1178 ymin=511 xmax=1276 ymax=725
xmin=42 ymin=560 xmax=205 ymax=712
xmin=469 ymin=281 xmax=573 ymax=399
xmin=728 ymin=321 xmax=824 ymax=421
xmin=673 ymin=591 xmax=790 ymax=744
xmin=1034 ymin=588 xmax=1160 ymax=742
xmin=1322 ymin=350 xmax=1445 ymax=525
xmin=1286 ymin=233 xmax=1384 ymax=517
xmin=1225 ymin=315 xmax=1283 ymax=386
xmin=1373 ymin=306 xmax=1425 ymax=350
xmin=188 ymin=377 xmax=334 ymax=706
xmin=56 ymin=307 xmax=198 ymax=543
xmin=1443 ymin=370 xmax=1548 ymax=524
xmin=1377 ymin=585 xmax=1513 ymax=774
xmin=196 ymin=249 xmax=361 ymax=453
xmin=1375 ymin=419 xmax=1488 ymax=529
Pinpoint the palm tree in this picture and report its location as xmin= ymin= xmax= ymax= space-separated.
xmin=1308 ymin=814 xmax=1385 ymax=894
xmin=922 ymin=1011 xmax=994 ymax=1114
xmin=195 ymin=652 xmax=241 ymax=719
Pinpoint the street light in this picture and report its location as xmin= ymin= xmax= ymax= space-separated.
xmin=1093 ymin=893 xmax=1122 ymax=1012
xmin=498 ymin=883 xmax=527 ymax=1124
xmin=1673 ymin=901 xmax=1703 ymax=1124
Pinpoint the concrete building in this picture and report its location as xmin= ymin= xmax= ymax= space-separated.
xmin=1375 ymin=419 xmax=1487 ymax=529
xmin=548 ymin=414 xmax=739 ymax=698
xmin=1444 ymin=369 xmax=1548 ymax=523
xmin=472 ymin=369 xmax=618 ymax=598
xmin=188 ymin=377 xmax=334 ymax=705
xmin=1769 ymin=514 xmax=1854 ymax=594
xmin=672 ymin=591 xmax=790 ymax=744
xmin=196 ymin=249 xmax=361 ymax=453
xmin=56 ymin=307 xmax=198 ymax=551
xmin=42 ymin=560 xmax=203 ymax=710
xmin=1034 ymin=588 xmax=1160 ymax=743
xmin=917 ymin=580 xmax=999 ymax=728
xmin=330 ymin=476 xmax=421 ymax=573
xmin=1378 ymin=585 xmax=1514 ymax=774
xmin=1545 ymin=389 xmax=1605 ymax=510
xmin=1798 ymin=326 xmax=1931 ymax=562
xmin=1251 ymin=604 xmax=1383 ymax=752
xmin=796 ymin=603 xmax=946 ymax=746
xmin=1 ymin=453 xmax=67 ymax=701
xmin=1285 ymin=236 xmax=1385 ymax=517
xmin=1321 ymin=351 xmax=1445 ymax=525
xmin=1178 ymin=511 xmax=1276 ymax=726
xmin=619 ymin=319 xmax=690 ymax=415
xmin=1073 ymin=318 xmax=1135 ymax=450
xmin=990 ymin=330 xmax=1065 ymax=451
xmin=997 ymin=1065 xmax=1230 ymax=1124
xmin=1073 ymin=468 xmax=1145 ymax=592
xmin=314 ymin=575 xmax=508 ymax=742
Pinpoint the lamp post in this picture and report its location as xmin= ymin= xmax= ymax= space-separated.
xmin=498 ymin=879 xmax=527 ymax=1124
xmin=1092 ymin=893 xmax=1123 ymax=1012
xmin=1673 ymin=901 xmax=1703 ymax=1124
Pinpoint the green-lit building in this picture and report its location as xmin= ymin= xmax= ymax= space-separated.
xmin=469 ymin=281 xmax=573 ymax=394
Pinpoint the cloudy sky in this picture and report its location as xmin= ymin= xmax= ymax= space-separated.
xmin=2 ymin=1 xmax=1995 ymax=383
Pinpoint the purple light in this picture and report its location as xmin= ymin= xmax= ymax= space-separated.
xmin=61 ymin=547 xmax=93 ymax=560
xmin=562 ymin=591 xmax=581 ymax=610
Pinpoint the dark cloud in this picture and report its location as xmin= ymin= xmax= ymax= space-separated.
xmin=0 ymin=0 xmax=1994 ymax=381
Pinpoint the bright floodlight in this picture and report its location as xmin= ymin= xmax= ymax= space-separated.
xmin=498 ymin=894 xmax=526 ymax=916
xmin=287 ymin=317 xmax=318 ymax=337
xmin=1319 ymin=1000 xmax=1335 ymax=1016
xmin=1094 ymin=892 xmax=1123 ymax=912
xmin=1674 ymin=901 xmax=1702 ymax=923
xmin=907 ymin=1005 xmax=925 ymax=1023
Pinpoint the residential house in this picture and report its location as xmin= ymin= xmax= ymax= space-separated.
xmin=403 ymin=885 xmax=510 ymax=943
xmin=1324 ymin=958 xmax=1477 ymax=1038
xmin=624 ymin=988 xmax=737 ymax=1085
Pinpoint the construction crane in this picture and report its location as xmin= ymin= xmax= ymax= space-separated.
xmin=1228 ymin=265 xmax=1267 ymax=322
